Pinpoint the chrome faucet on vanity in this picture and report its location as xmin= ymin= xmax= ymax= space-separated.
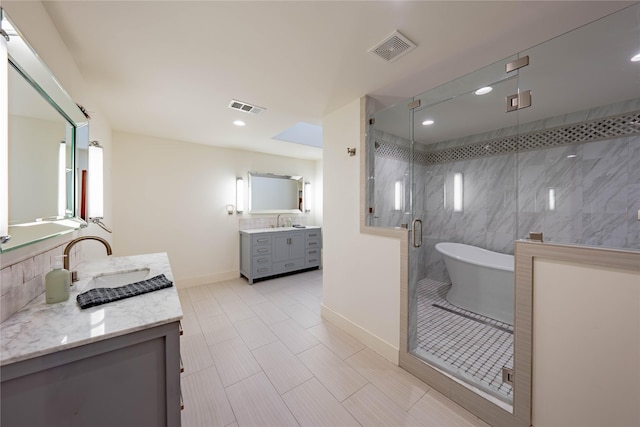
xmin=63 ymin=236 xmax=113 ymax=282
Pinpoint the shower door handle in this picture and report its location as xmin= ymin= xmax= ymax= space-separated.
xmin=412 ymin=219 xmax=423 ymax=248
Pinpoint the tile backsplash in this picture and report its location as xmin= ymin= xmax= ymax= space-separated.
xmin=239 ymin=215 xmax=308 ymax=230
xmin=0 ymin=243 xmax=82 ymax=323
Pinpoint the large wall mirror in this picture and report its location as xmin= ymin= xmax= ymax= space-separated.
xmin=1 ymin=10 xmax=88 ymax=253
xmin=248 ymin=172 xmax=303 ymax=214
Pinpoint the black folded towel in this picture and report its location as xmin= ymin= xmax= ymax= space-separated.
xmin=77 ymin=274 xmax=173 ymax=309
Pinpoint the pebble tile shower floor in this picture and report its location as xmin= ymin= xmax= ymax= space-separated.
xmin=415 ymin=278 xmax=514 ymax=402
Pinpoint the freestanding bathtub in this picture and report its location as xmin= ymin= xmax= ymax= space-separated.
xmin=435 ymin=242 xmax=514 ymax=325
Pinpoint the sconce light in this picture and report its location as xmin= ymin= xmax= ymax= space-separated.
xmin=88 ymin=141 xmax=112 ymax=232
xmin=347 ymin=147 xmax=356 ymax=156
xmin=548 ymin=188 xmax=556 ymax=211
xmin=236 ymin=177 xmax=244 ymax=214
xmin=394 ymin=180 xmax=404 ymax=211
xmin=58 ymin=141 xmax=67 ymax=217
xmin=226 ymin=204 xmax=235 ymax=215
xmin=304 ymin=181 xmax=312 ymax=213
xmin=0 ymin=44 xmax=8 ymax=243
xmin=453 ymin=173 xmax=463 ymax=212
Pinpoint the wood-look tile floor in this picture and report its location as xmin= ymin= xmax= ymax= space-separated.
xmin=178 ymin=270 xmax=491 ymax=427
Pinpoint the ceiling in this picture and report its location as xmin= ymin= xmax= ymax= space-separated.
xmin=35 ymin=1 xmax=633 ymax=160
xmin=375 ymin=3 xmax=640 ymax=146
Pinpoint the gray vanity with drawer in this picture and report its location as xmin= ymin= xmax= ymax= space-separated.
xmin=240 ymin=227 xmax=322 ymax=284
xmin=0 ymin=253 xmax=183 ymax=427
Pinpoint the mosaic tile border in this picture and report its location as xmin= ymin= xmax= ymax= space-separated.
xmin=375 ymin=110 xmax=640 ymax=165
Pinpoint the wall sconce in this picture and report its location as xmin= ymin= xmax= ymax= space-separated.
xmin=394 ymin=180 xmax=404 ymax=211
xmin=0 ymin=41 xmax=8 ymax=244
xmin=304 ymin=181 xmax=312 ymax=213
xmin=453 ymin=172 xmax=463 ymax=212
xmin=236 ymin=177 xmax=244 ymax=214
xmin=548 ymin=188 xmax=556 ymax=211
xmin=347 ymin=147 xmax=356 ymax=156
xmin=88 ymin=141 xmax=112 ymax=232
xmin=58 ymin=141 xmax=67 ymax=217
xmin=226 ymin=204 xmax=235 ymax=215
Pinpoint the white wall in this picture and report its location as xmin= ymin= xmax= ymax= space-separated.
xmin=322 ymin=98 xmax=402 ymax=363
xmin=111 ymin=131 xmax=319 ymax=286
xmin=532 ymin=258 xmax=640 ymax=427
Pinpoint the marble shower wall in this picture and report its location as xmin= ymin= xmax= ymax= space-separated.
xmin=373 ymin=127 xmax=640 ymax=283
xmin=518 ymin=135 xmax=640 ymax=250
xmin=417 ymin=153 xmax=518 ymax=282
xmin=371 ymin=131 xmax=411 ymax=228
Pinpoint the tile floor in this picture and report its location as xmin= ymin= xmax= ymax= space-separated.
xmin=415 ymin=278 xmax=514 ymax=403
xmin=178 ymin=269 xmax=491 ymax=426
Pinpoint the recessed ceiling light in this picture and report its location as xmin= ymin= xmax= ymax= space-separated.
xmin=422 ymin=120 xmax=434 ymax=126
xmin=474 ymin=86 xmax=493 ymax=95
xmin=631 ymin=53 xmax=640 ymax=62
xmin=233 ymin=120 xmax=246 ymax=127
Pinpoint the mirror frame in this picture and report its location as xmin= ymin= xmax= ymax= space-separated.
xmin=248 ymin=172 xmax=304 ymax=214
xmin=1 ymin=9 xmax=89 ymax=253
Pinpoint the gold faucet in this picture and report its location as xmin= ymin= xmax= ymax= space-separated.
xmin=63 ymin=236 xmax=113 ymax=282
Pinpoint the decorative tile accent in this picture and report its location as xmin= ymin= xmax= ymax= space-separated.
xmin=376 ymin=110 xmax=640 ymax=165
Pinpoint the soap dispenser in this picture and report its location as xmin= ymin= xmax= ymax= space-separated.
xmin=45 ymin=255 xmax=71 ymax=304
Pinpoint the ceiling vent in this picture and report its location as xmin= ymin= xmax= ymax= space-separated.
xmin=369 ymin=30 xmax=417 ymax=63
xmin=228 ymin=99 xmax=266 ymax=115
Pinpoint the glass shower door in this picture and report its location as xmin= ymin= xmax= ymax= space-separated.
xmin=406 ymin=55 xmax=521 ymax=409
xmin=367 ymin=99 xmax=413 ymax=229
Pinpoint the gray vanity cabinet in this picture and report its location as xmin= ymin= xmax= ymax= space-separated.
xmin=272 ymin=232 xmax=305 ymax=270
xmin=0 ymin=321 xmax=182 ymax=427
xmin=305 ymin=229 xmax=322 ymax=268
xmin=240 ymin=228 xmax=322 ymax=284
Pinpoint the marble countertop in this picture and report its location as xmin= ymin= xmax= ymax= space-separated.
xmin=0 ymin=252 xmax=183 ymax=366
xmin=240 ymin=225 xmax=321 ymax=234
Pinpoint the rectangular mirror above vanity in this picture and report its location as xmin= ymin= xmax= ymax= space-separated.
xmin=1 ymin=9 xmax=89 ymax=253
xmin=248 ymin=172 xmax=304 ymax=214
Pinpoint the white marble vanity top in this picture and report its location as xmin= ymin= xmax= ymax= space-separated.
xmin=0 ymin=252 xmax=183 ymax=366
xmin=240 ymin=225 xmax=321 ymax=234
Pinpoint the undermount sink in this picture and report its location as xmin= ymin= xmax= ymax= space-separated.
xmin=83 ymin=268 xmax=151 ymax=291
xmin=263 ymin=226 xmax=306 ymax=231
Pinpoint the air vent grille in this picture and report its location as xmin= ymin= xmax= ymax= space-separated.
xmin=229 ymin=99 xmax=266 ymax=115
xmin=369 ymin=30 xmax=416 ymax=63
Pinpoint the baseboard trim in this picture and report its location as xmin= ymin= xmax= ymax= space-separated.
xmin=321 ymin=303 xmax=399 ymax=365
xmin=175 ymin=270 xmax=241 ymax=289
